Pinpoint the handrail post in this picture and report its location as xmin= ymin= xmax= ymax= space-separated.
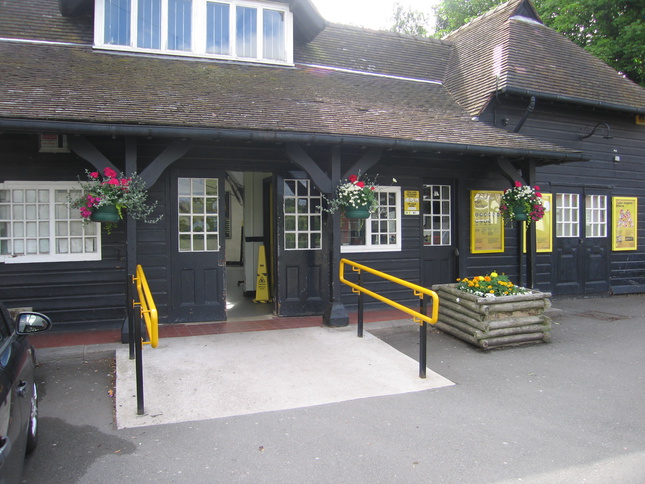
xmin=128 ymin=273 xmax=135 ymax=360
xmin=134 ymin=299 xmax=145 ymax=415
xmin=357 ymin=269 xmax=364 ymax=338
xmin=419 ymin=296 xmax=427 ymax=379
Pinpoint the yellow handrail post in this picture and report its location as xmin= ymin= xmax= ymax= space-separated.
xmin=339 ymin=259 xmax=440 ymax=379
xmin=133 ymin=264 xmax=159 ymax=348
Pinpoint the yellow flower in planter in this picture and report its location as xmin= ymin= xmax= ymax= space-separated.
xmin=455 ymin=271 xmax=530 ymax=298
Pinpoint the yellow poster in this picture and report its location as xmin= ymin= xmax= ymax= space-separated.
xmin=470 ymin=191 xmax=504 ymax=253
xmin=523 ymin=193 xmax=552 ymax=253
xmin=404 ymin=190 xmax=420 ymax=215
xmin=612 ymin=197 xmax=638 ymax=250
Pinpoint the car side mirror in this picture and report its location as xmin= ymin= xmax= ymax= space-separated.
xmin=16 ymin=312 xmax=52 ymax=335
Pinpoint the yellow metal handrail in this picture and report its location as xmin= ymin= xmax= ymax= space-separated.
xmin=133 ymin=264 xmax=158 ymax=348
xmin=339 ymin=258 xmax=439 ymax=325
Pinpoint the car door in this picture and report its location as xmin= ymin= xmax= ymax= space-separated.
xmin=0 ymin=309 xmax=26 ymax=484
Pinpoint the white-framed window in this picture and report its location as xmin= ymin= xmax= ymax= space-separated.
xmin=423 ymin=184 xmax=451 ymax=246
xmin=178 ymin=177 xmax=220 ymax=252
xmin=0 ymin=182 xmax=101 ymax=264
xmin=95 ymin=0 xmax=293 ymax=64
xmin=283 ymin=179 xmax=322 ymax=250
xmin=556 ymin=193 xmax=579 ymax=237
xmin=585 ymin=195 xmax=607 ymax=238
xmin=341 ymin=187 xmax=401 ymax=253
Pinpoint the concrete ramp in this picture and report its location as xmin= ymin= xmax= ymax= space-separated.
xmin=115 ymin=325 xmax=453 ymax=429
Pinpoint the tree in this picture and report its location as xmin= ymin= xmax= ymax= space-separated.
xmin=433 ymin=0 xmax=503 ymax=36
xmin=390 ymin=2 xmax=431 ymax=36
xmin=431 ymin=0 xmax=645 ymax=87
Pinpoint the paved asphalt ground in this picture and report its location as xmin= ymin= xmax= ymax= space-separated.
xmin=22 ymin=295 xmax=645 ymax=483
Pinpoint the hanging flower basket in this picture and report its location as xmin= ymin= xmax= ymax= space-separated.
xmin=90 ymin=204 xmax=121 ymax=223
xmin=499 ymin=182 xmax=544 ymax=225
xmin=513 ymin=208 xmax=529 ymax=222
xmin=343 ymin=204 xmax=371 ymax=219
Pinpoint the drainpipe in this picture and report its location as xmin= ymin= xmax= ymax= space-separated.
xmin=513 ymin=96 xmax=536 ymax=133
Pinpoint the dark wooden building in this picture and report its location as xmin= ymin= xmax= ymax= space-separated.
xmin=0 ymin=0 xmax=643 ymax=331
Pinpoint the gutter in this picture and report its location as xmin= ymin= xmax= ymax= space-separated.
xmin=0 ymin=118 xmax=589 ymax=162
xmin=501 ymin=87 xmax=645 ymax=115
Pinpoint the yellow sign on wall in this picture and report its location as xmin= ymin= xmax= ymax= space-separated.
xmin=612 ymin=197 xmax=638 ymax=251
xmin=523 ymin=193 xmax=553 ymax=253
xmin=470 ymin=191 xmax=504 ymax=253
xmin=404 ymin=190 xmax=420 ymax=215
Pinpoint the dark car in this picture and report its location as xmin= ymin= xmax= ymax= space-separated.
xmin=0 ymin=303 xmax=51 ymax=484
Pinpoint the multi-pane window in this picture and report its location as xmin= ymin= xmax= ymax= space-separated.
xmin=341 ymin=187 xmax=401 ymax=253
xmin=283 ymin=179 xmax=322 ymax=250
xmin=0 ymin=182 xmax=100 ymax=263
xmin=423 ymin=185 xmax=451 ymax=246
xmin=96 ymin=0 xmax=292 ymax=63
xmin=556 ymin=193 xmax=579 ymax=237
xmin=178 ymin=178 xmax=219 ymax=252
xmin=585 ymin=195 xmax=607 ymax=238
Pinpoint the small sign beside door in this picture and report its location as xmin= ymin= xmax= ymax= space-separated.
xmin=404 ymin=190 xmax=420 ymax=215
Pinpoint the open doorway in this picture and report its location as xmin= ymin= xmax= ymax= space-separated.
xmin=225 ymin=172 xmax=274 ymax=320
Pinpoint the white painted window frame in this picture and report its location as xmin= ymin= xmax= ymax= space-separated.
xmin=585 ymin=194 xmax=608 ymax=238
xmin=341 ymin=187 xmax=402 ymax=253
xmin=283 ymin=179 xmax=323 ymax=251
xmin=94 ymin=0 xmax=294 ymax=65
xmin=0 ymin=181 xmax=101 ymax=264
xmin=556 ymin=193 xmax=580 ymax=238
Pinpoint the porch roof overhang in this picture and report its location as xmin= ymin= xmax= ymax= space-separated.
xmin=0 ymin=118 xmax=590 ymax=164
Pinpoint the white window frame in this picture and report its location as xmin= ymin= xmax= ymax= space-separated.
xmin=283 ymin=179 xmax=323 ymax=251
xmin=0 ymin=181 xmax=101 ymax=264
xmin=585 ymin=194 xmax=607 ymax=238
xmin=178 ymin=177 xmax=220 ymax=252
xmin=556 ymin=193 xmax=580 ymax=238
xmin=94 ymin=0 xmax=294 ymax=65
xmin=341 ymin=187 xmax=402 ymax=253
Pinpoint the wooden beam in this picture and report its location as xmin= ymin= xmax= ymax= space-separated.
xmin=284 ymin=144 xmax=332 ymax=193
xmin=342 ymin=148 xmax=383 ymax=180
xmin=68 ymin=136 xmax=118 ymax=173
xmin=140 ymin=139 xmax=191 ymax=187
xmin=496 ymin=156 xmax=525 ymax=185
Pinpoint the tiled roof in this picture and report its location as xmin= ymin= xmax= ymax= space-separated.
xmin=0 ymin=0 xmax=93 ymax=45
xmin=0 ymin=41 xmax=579 ymax=157
xmin=444 ymin=0 xmax=645 ymax=116
xmin=295 ymin=24 xmax=452 ymax=83
xmin=0 ymin=0 xmax=581 ymax=159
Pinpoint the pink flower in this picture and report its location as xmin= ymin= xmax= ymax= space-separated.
xmin=120 ymin=178 xmax=130 ymax=186
xmin=103 ymin=167 xmax=117 ymax=179
xmin=348 ymin=175 xmax=357 ymax=183
xmin=536 ymin=192 xmax=542 ymax=197
xmin=356 ymin=181 xmax=365 ymax=188
xmin=90 ymin=172 xmax=99 ymax=179
xmin=514 ymin=181 xmax=522 ymax=187
xmin=107 ymin=178 xmax=120 ymax=185
xmin=534 ymin=186 xmax=540 ymax=191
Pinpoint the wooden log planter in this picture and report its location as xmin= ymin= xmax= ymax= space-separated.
xmin=431 ymin=284 xmax=552 ymax=349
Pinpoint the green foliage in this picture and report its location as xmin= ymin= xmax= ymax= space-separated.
xmin=390 ymin=2 xmax=430 ymax=36
xmin=431 ymin=0 xmax=645 ymax=87
xmin=433 ymin=0 xmax=503 ymax=37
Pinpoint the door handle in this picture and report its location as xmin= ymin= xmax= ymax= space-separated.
xmin=16 ymin=380 xmax=28 ymax=398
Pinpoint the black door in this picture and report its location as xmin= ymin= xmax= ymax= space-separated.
xmin=274 ymin=173 xmax=328 ymax=316
xmin=170 ymin=173 xmax=226 ymax=322
xmin=553 ymin=188 xmax=610 ymax=295
xmin=421 ymin=182 xmax=457 ymax=287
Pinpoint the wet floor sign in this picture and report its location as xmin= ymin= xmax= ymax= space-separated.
xmin=253 ymin=245 xmax=270 ymax=303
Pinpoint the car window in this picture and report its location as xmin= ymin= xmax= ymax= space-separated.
xmin=0 ymin=306 xmax=13 ymax=344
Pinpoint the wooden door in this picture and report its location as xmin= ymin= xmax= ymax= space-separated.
xmin=274 ymin=173 xmax=328 ymax=316
xmin=421 ymin=182 xmax=457 ymax=287
xmin=170 ymin=174 xmax=226 ymax=322
xmin=553 ymin=189 xmax=610 ymax=295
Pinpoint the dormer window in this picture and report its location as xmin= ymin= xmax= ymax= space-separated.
xmin=94 ymin=0 xmax=293 ymax=64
